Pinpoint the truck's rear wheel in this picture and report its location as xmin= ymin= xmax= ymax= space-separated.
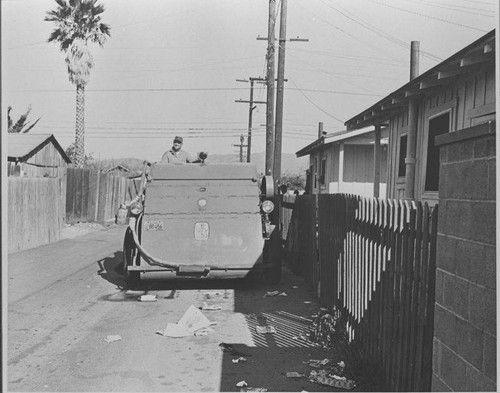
xmin=123 ymin=228 xmax=140 ymax=288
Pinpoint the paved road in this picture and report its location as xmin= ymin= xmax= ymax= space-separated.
xmin=7 ymin=225 xmax=366 ymax=392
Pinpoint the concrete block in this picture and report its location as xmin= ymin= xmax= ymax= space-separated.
xmin=433 ymin=337 xmax=441 ymax=375
xmin=440 ymin=145 xmax=449 ymax=164
xmin=448 ymin=139 xmax=473 ymax=162
xmin=455 ymin=240 xmax=496 ymax=289
xmin=432 ymin=373 xmax=452 ymax=391
xmin=437 ymin=199 xmax=449 ymax=235
xmin=455 ymin=317 xmax=483 ymax=370
xmin=440 ymin=344 xmax=467 ymax=391
xmin=434 ymin=304 xmax=456 ymax=351
xmin=435 ymin=268 xmax=444 ymax=304
xmin=465 ymin=364 xmax=497 ymax=391
xmin=482 ymin=332 xmax=497 ymax=381
xmin=443 ymin=200 xmax=495 ymax=245
xmin=442 ymin=274 xmax=469 ymax=320
xmin=487 ymin=158 xmax=496 ymax=201
xmin=440 ymin=200 xmax=472 ymax=240
xmin=436 ymin=235 xmax=456 ymax=273
xmin=468 ymin=201 xmax=496 ymax=245
xmin=440 ymin=160 xmax=488 ymax=200
xmin=473 ymin=136 xmax=496 ymax=159
xmin=438 ymin=163 xmax=456 ymax=199
xmin=469 ymin=284 xmax=496 ymax=336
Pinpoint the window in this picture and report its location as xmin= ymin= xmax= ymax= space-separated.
xmin=398 ymin=135 xmax=407 ymax=177
xmin=320 ymin=157 xmax=326 ymax=185
xmin=424 ymin=112 xmax=450 ymax=192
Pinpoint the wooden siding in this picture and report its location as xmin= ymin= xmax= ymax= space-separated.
xmin=8 ymin=177 xmax=63 ymax=252
xmin=387 ymin=65 xmax=495 ymax=201
xmin=65 ymin=168 xmax=136 ymax=224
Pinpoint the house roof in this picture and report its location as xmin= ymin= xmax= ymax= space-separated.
xmin=106 ymin=164 xmax=132 ymax=173
xmin=296 ymin=126 xmax=388 ymax=157
xmin=8 ymin=133 xmax=71 ymax=163
xmin=344 ymin=29 xmax=495 ymax=130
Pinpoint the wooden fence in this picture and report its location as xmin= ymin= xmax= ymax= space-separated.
xmin=65 ymin=167 xmax=139 ymax=224
xmin=282 ymin=194 xmax=438 ymax=392
xmin=8 ymin=177 xmax=64 ymax=252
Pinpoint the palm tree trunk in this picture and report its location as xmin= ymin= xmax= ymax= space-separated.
xmin=75 ymin=84 xmax=85 ymax=167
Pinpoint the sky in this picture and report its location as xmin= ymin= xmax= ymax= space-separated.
xmin=2 ymin=0 xmax=498 ymax=162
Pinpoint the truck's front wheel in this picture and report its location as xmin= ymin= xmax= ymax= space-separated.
xmin=123 ymin=228 xmax=140 ymax=288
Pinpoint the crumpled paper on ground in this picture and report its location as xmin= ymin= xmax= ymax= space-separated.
xmin=104 ymin=335 xmax=122 ymax=343
xmin=157 ymin=305 xmax=216 ymax=337
xmin=309 ymin=370 xmax=355 ymax=390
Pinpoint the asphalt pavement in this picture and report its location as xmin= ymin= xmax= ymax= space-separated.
xmin=7 ymin=225 xmax=382 ymax=392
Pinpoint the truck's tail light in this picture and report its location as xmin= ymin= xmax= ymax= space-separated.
xmin=261 ymin=200 xmax=274 ymax=214
xmin=129 ymin=201 xmax=143 ymax=216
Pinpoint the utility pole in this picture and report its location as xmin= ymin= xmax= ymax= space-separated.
xmin=235 ymin=77 xmax=266 ymax=162
xmin=273 ymin=0 xmax=287 ymax=182
xmin=233 ymin=135 xmax=247 ymax=163
xmin=273 ymin=0 xmax=308 ymax=182
xmin=265 ymin=0 xmax=276 ymax=176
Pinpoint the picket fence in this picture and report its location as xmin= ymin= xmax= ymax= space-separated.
xmin=282 ymin=193 xmax=438 ymax=392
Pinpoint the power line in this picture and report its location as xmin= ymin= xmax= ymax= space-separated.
xmin=321 ymin=0 xmax=444 ymax=62
xmin=289 ymin=79 xmax=344 ymax=124
xmin=397 ymin=0 xmax=495 ymax=16
xmin=367 ymin=0 xmax=489 ymax=32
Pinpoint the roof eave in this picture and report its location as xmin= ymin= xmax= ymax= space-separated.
xmin=344 ymin=29 xmax=496 ymax=130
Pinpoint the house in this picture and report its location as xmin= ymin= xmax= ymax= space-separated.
xmin=8 ymin=133 xmax=71 ymax=177
xmin=344 ymin=29 xmax=495 ymax=206
xmin=342 ymin=30 xmax=496 ymax=392
xmin=296 ymin=125 xmax=389 ymax=198
xmin=106 ymin=164 xmax=132 ymax=176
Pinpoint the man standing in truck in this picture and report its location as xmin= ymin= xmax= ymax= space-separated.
xmin=161 ymin=136 xmax=196 ymax=163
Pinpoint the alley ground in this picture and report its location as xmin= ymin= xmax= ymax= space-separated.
xmin=7 ymin=225 xmax=384 ymax=392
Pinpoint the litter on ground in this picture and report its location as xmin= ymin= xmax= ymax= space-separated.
xmin=104 ymin=335 xmax=122 ymax=343
xmin=200 ymin=302 xmax=222 ymax=310
xmin=308 ymin=370 xmax=355 ymax=390
xmin=157 ymin=305 xmax=215 ymax=337
xmin=286 ymin=372 xmax=303 ymax=378
xmin=232 ymin=357 xmax=247 ymax=364
xmin=236 ymin=381 xmax=247 ymax=387
xmin=304 ymin=358 xmax=330 ymax=368
xmin=264 ymin=291 xmax=280 ymax=297
xmin=256 ymin=325 xmax=276 ymax=334
xmin=138 ymin=294 xmax=157 ymax=302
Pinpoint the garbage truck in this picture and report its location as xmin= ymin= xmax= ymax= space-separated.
xmin=122 ymin=160 xmax=282 ymax=287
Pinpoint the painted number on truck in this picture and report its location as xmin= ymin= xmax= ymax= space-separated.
xmin=194 ymin=222 xmax=209 ymax=240
xmin=144 ymin=220 xmax=164 ymax=231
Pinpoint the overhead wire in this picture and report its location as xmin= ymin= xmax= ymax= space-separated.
xmin=289 ymin=79 xmax=344 ymax=124
xmin=320 ymin=0 xmax=443 ymax=62
xmin=367 ymin=0 xmax=490 ymax=32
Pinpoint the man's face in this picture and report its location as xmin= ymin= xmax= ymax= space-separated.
xmin=172 ymin=141 xmax=182 ymax=151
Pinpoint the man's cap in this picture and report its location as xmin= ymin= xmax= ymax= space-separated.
xmin=173 ymin=136 xmax=183 ymax=143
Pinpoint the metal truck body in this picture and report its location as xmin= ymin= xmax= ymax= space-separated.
xmin=123 ymin=162 xmax=282 ymax=286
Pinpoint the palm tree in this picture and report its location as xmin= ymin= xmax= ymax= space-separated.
xmin=8 ymin=105 xmax=41 ymax=133
xmin=45 ymin=0 xmax=110 ymax=167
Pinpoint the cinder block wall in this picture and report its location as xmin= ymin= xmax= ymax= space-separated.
xmin=432 ymin=122 xmax=496 ymax=391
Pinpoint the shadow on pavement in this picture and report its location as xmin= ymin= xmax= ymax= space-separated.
xmin=96 ymin=253 xmax=385 ymax=391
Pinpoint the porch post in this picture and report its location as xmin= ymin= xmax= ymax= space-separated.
xmin=404 ymin=41 xmax=420 ymax=199
xmin=404 ymin=100 xmax=418 ymax=199
xmin=373 ymin=125 xmax=381 ymax=198
xmin=338 ymin=143 xmax=344 ymax=193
